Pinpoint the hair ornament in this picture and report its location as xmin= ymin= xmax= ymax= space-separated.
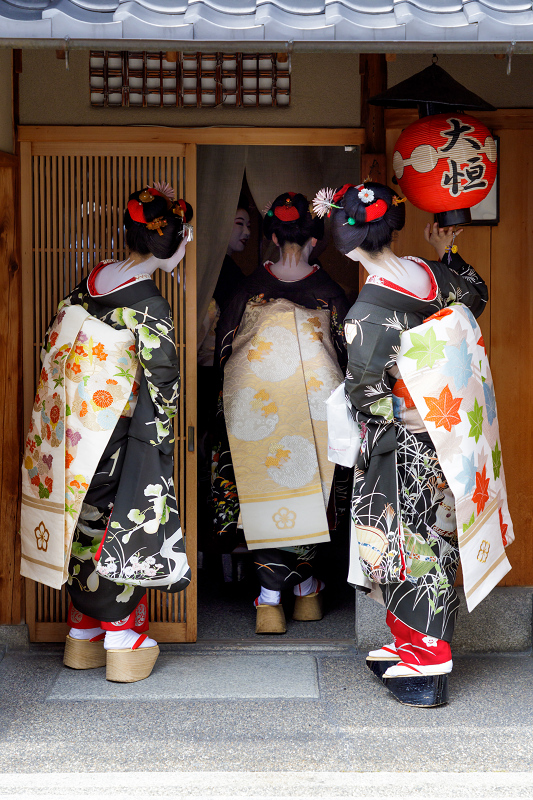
xmin=153 ymin=181 xmax=175 ymax=202
xmin=392 ymin=195 xmax=407 ymax=206
xmin=138 ymin=188 xmax=155 ymax=203
xmin=145 ymin=216 xmax=168 ymax=236
xmin=172 ymin=199 xmax=187 ymax=218
xmin=358 ymin=187 xmax=375 ymax=204
xmin=312 ymin=187 xmax=342 ymax=219
xmin=274 ymin=195 xmax=300 ymax=222
xmin=262 ymin=200 xmax=273 ymax=215
xmin=365 ymin=199 xmax=388 ymax=223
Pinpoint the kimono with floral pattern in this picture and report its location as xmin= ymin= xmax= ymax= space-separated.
xmin=345 ymin=252 xmax=488 ymax=641
xmin=39 ymin=266 xmax=191 ymax=622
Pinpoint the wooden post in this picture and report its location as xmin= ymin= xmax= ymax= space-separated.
xmin=0 ymin=152 xmax=22 ymax=624
xmin=359 ymin=54 xmax=387 ymax=289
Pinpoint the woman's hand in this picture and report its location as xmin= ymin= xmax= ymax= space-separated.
xmin=424 ymin=222 xmax=463 ymax=260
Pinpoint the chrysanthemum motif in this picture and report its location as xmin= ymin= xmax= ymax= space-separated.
xmin=153 ymin=181 xmax=175 ymax=200
xmin=358 ymin=187 xmax=375 ymax=204
xmin=312 ymin=187 xmax=336 ymax=218
xmin=262 ymin=199 xmax=273 ymax=215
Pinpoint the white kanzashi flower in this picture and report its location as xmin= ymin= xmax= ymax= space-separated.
xmin=358 ymin=188 xmax=375 ymax=204
xmin=312 ymin=187 xmax=336 ymax=219
xmin=422 ymin=636 xmax=439 ymax=648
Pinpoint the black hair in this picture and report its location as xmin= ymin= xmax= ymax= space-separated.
xmin=263 ymin=192 xmax=324 ymax=248
xmin=124 ymin=189 xmax=193 ymax=259
xmin=331 ymin=182 xmax=405 ymax=256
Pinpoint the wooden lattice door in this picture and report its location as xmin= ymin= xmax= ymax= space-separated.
xmin=19 ymin=135 xmax=197 ymax=642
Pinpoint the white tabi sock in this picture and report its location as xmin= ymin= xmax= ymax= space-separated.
xmin=68 ymin=627 xmax=104 ymax=640
xmin=256 ymin=587 xmax=281 ymax=606
xmin=104 ymin=630 xmax=157 ymax=650
xmin=294 ymin=576 xmax=324 ymax=597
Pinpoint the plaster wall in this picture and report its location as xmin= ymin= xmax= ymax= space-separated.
xmin=0 ymin=50 xmax=13 ymax=153
xmin=19 ymin=49 xmax=360 ymax=127
xmin=388 ymin=54 xmax=533 ymax=107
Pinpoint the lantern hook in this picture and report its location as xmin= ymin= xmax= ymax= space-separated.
xmin=507 ymin=41 xmax=515 ymax=76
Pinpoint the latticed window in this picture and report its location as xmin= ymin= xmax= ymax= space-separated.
xmin=90 ymin=51 xmax=291 ymax=108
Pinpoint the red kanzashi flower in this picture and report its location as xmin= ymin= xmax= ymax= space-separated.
xmin=424 ymin=384 xmax=462 ymax=432
xmin=472 ymin=465 xmax=490 ymax=515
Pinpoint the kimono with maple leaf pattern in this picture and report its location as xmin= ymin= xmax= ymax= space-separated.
xmin=42 ymin=268 xmax=191 ymax=623
xmin=212 ymin=263 xmax=351 ymax=591
xmin=345 ymin=252 xmax=487 ymax=641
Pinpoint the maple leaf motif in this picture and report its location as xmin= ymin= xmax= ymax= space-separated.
xmin=467 ymin=398 xmax=484 ymax=443
xmin=404 ymin=328 xmax=446 ymax=370
xmin=423 ymin=384 xmax=462 ymax=432
xmin=492 ymin=440 xmax=502 ymax=479
xmin=499 ymin=507 xmax=508 ymax=546
xmin=472 ymin=465 xmax=490 ymax=515
xmin=423 ymin=308 xmax=453 ymax=324
xmin=392 ymin=378 xmax=415 ymax=409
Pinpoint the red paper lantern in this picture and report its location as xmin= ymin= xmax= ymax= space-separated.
xmin=393 ymin=113 xmax=497 ymax=225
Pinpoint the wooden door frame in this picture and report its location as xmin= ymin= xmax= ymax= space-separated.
xmin=16 ymin=125 xmax=366 ymax=641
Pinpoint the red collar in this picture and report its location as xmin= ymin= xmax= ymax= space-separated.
xmin=366 ymin=257 xmax=438 ymax=302
xmin=88 ymin=261 xmax=142 ymax=297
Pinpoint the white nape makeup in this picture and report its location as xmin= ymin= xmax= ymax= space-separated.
xmin=346 ymin=245 xmax=432 ymax=299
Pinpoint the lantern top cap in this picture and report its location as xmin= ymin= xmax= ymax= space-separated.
xmin=369 ymin=63 xmax=496 ymax=115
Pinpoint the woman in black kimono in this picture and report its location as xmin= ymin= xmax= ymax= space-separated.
xmin=212 ymin=191 xmax=351 ymax=634
xmin=318 ymin=181 xmax=487 ymax=705
xmin=59 ymin=185 xmax=193 ymax=682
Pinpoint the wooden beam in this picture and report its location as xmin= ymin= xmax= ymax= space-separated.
xmin=18 ymin=126 xmax=366 ymax=147
xmin=385 ymin=108 xmax=533 ymax=131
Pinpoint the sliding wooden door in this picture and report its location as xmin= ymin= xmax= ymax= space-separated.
xmin=19 ymin=133 xmax=197 ymax=642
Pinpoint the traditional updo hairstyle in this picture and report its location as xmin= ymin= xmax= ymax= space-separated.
xmin=263 ymin=191 xmax=324 ymax=248
xmin=124 ymin=187 xmax=193 ymax=260
xmin=330 ymin=182 xmax=405 ymax=256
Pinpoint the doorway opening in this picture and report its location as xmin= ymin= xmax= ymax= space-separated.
xmin=195 ymin=144 xmax=360 ymax=641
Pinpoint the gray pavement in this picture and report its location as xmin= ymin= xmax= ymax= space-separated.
xmin=1 ymin=641 xmax=533 ymax=787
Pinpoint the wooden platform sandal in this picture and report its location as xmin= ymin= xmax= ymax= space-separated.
xmin=63 ymin=633 xmax=106 ymax=669
xmin=382 ymin=661 xmax=452 ymax=707
xmin=292 ymin=590 xmax=324 ymax=621
xmin=106 ymin=634 xmax=160 ymax=683
xmin=255 ymin=603 xmax=287 ymax=634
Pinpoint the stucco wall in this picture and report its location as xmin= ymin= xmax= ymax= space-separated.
xmin=19 ymin=49 xmax=361 ymax=127
xmin=0 ymin=50 xmax=13 ymax=153
xmin=388 ymin=54 xmax=533 ymax=108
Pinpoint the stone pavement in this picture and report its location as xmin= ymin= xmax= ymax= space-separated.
xmin=1 ymin=640 xmax=533 ymax=798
